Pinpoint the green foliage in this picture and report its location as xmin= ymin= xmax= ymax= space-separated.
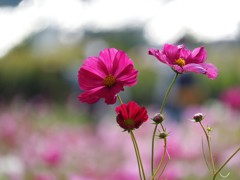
xmin=85 ymin=28 xmax=146 ymax=50
xmin=0 ymin=29 xmax=240 ymax=104
xmin=131 ymin=67 xmax=157 ymax=105
xmin=200 ymin=43 xmax=240 ymax=97
xmin=0 ymin=40 xmax=83 ymax=102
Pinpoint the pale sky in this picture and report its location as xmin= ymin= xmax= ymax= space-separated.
xmin=0 ymin=0 xmax=240 ymax=57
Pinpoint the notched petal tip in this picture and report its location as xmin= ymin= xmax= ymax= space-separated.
xmin=202 ymin=63 xmax=218 ymax=80
xmin=191 ymin=46 xmax=207 ymax=63
xmin=148 ymin=48 xmax=157 ymax=55
xmin=78 ymin=94 xmax=99 ymax=104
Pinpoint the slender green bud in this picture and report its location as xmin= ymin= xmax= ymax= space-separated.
xmin=207 ymin=126 xmax=213 ymax=132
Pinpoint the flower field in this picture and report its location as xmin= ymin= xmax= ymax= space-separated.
xmin=0 ymin=95 xmax=239 ymax=180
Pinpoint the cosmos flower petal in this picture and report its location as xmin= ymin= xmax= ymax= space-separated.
xmin=116 ymin=65 xmax=138 ymax=85
xmin=134 ymin=107 xmax=148 ymax=123
xmin=127 ymin=101 xmax=140 ymax=119
xmin=78 ymin=68 xmax=104 ymax=90
xmin=116 ymin=103 xmax=129 ymax=120
xmin=183 ymin=64 xmax=207 ymax=74
xmin=78 ymin=86 xmax=105 ymax=104
xmin=180 ymin=48 xmax=191 ymax=63
xmin=103 ymin=83 xmax=124 ymax=104
xmin=190 ymin=46 xmax=207 ymax=63
xmin=148 ymin=48 xmax=168 ymax=64
xmin=99 ymin=48 xmax=118 ymax=73
xmin=81 ymin=56 xmax=108 ymax=78
xmin=104 ymin=95 xmax=117 ymax=104
xmin=162 ymin=44 xmax=182 ymax=64
xmin=201 ymin=63 xmax=218 ymax=80
xmin=171 ymin=65 xmax=184 ymax=73
xmin=79 ymin=83 xmax=124 ymax=105
xmin=112 ymin=50 xmax=134 ymax=76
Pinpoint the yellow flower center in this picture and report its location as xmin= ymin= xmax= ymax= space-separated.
xmin=175 ymin=58 xmax=186 ymax=67
xmin=103 ymin=74 xmax=116 ymax=87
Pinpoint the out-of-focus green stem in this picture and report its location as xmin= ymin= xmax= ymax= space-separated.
xmin=201 ymin=138 xmax=211 ymax=171
xmin=158 ymin=149 xmax=170 ymax=179
xmin=152 ymin=138 xmax=167 ymax=179
xmin=117 ymin=94 xmax=123 ymax=104
xmin=199 ymin=121 xmax=216 ymax=175
xmin=130 ymin=130 xmax=146 ymax=180
xmin=151 ymin=72 xmax=178 ymax=178
xmin=159 ymin=73 xmax=179 ymax=114
xmin=151 ymin=124 xmax=158 ymax=176
xmin=213 ymin=147 xmax=240 ymax=180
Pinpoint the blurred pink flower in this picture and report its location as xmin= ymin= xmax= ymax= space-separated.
xmin=148 ymin=44 xmax=218 ymax=79
xmin=107 ymin=171 xmax=139 ymax=180
xmin=78 ymin=48 xmax=138 ymax=104
xmin=116 ymin=101 xmax=148 ymax=131
xmin=34 ymin=172 xmax=56 ymax=180
xmin=68 ymin=174 xmax=95 ymax=180
xmin=40 ymin=144 xmax=62 ymax=166
xmin=0 ymin=114 xmax=18 ymax=145
xmin=220 ymin=86 xmax=240 ymax=110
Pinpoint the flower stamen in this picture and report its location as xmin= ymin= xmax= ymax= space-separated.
xmin=104 ymin=74 xmax=116 ymax=87
xmin=175 ymin=58 xmax=186 ymax=67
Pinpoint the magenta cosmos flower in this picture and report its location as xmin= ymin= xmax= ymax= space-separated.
xmin=78 ymin=48 xmax=138 ymax=104
xmin=148 ymin=44 xmax=218 ymax=79
xmin=220 ymin=86 xmax=240 ymax=110
xmin=116 ymin=101 xmax=148 ymax=131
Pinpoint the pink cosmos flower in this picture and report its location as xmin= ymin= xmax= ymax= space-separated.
xmin=40 ymin=144 xmax=62 ymax=166
xmin=220 ymin=86 xmax=240 ymax=110
xmin=148 ymin=44 xmax=218 ymax=79
xmin=78 ymin=48 xmax=138 ymax=104
xmin=116 ymin=101 xmax=148 ymax=131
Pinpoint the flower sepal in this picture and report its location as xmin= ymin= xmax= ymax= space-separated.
xmin=158 ymin=131 xmax=169 ymax=139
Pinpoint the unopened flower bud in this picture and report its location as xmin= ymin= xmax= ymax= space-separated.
xmin=152 ymin=113 xmax=164 ymax=124
xmin=207 ymin=126 xmax=213 ymax=132
xmin=193 ymin=113 xmax=204 ymax=122
xmin=158 ymin=132 xmax=168 ymax=139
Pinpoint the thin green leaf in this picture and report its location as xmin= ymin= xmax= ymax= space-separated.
xmin=202 ymin=137 xmax=211 ymax=171
xmin=158 ymin=149 xmax=171 ymax=179
xmin=220 ymin=172 xmax=230 ymax=178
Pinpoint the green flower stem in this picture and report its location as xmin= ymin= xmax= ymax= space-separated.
xmin=199 ymin=121 xmax=216 ymax=175
xmin=160 ymin=123 xmax=166 ymax=131
xmin=151 ymin=124 xmax=158 ymax=176
xmin=117 ymin=94 xmax=123 ymax=104
xmin=159 ymin=72 xmax=179 ymax=114
xmin=213 ymin=147 xmax=240 ymax=180
xmin=151 ymin=72 xmax=179 ymax=178
xmin=201 ymin=138 xmax=211 ymax=171
xmin=152 ymin=138 xmax=167 ymax=179
xmin=130 ymin=130 xmax=146 ymax=180
xmin=158 ymin=149 xmax=170 ymax=179
xmin=130 ymin=130 xmax=143 ymax=180
xmin=117 ymin=94 xmax=146 ymax=179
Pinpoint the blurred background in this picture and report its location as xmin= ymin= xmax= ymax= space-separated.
xmin=0 ymin=0 xmax=239 ymax=179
